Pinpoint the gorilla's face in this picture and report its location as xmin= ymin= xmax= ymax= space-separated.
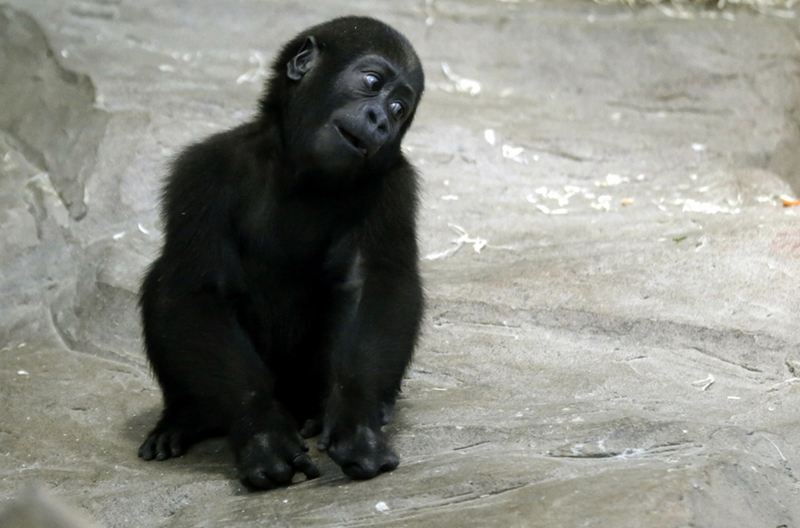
xmin=283 ymin=38 xmax=422 ymax=180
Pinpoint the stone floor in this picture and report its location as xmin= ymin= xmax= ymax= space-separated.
xmin=1 ymin=1 xmax=799 ymax=526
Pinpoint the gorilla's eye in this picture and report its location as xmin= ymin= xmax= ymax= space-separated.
xmin=389 ymin=101 xmax=405 ymax=119
xmin=365 ymin=74 xmax=381 ymax=91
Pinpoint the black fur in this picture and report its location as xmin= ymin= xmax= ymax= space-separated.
xmin=137 ymin=17 xmax=424 ymax=489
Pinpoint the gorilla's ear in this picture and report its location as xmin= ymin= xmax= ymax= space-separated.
xmin=287 ymin=36 xmax=319 ymax=81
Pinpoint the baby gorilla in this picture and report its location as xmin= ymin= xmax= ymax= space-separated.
xmin=137 ymin=16 xmax=424 ymax=490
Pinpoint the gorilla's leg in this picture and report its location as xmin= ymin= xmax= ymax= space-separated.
xmin=139 ymin=282 xmax=318 ymax=489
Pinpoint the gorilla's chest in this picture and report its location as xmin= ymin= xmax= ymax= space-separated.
xmin=238 ymin=197 xmax=361 ymax=283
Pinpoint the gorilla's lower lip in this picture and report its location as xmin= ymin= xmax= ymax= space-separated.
xmin=337 ymin=126 xmax=368 ymax=157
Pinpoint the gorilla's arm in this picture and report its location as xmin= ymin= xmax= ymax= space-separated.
xmin=318 ymin=165 xmax=423 ymax=479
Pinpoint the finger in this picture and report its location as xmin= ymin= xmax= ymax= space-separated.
xmin=380 ymin=451 xmax=400 ymax=472
xmin=270 ymin=459 xmax=294 ymax=483
xmin=138 ymin=437 xmax=155 ymax=460
xmin=296 ymin=433 xmax=309 ymax=452
xmin=169 ymin=433 xmax=183 ymax=458
xmin=317 ymin=428 xmax=331 ymax=451
xmin=300 ymin=417 xmax=323 ymax=438
xmin=342 ymin=460 xmax=378 ymax=480
xmin=156 ymin=434 xmax=171 ymax=460
xmin=243 ymin=469 xmax=278 ymax=491
xmin=293 ymin=453 xmax=320 ymax=480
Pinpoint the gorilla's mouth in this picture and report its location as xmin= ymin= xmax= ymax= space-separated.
xmin=337 ymin=126 xmax=368 ymax=157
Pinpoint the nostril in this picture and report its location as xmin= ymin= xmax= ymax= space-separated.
xmin=366 ymin=105 xmax=388 ymax=131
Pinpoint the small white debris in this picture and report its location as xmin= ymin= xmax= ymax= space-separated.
xmin=591 ymin=195 xmax=612 ymax=212
xmin=657 ymin=3 xmax=694 ymax=19
xmin=375 ymin=502 xmax=390 ymax=513
xmin=112 ymin=232 xmax=126 ymax=241
xmin=158 ymin=64 xmax=176 ymax=72
xmin=502 ymin=144 xmax=524 ymax=161
xmin=424 ymin=248 xmax=454 ymax=260
xmin=456 ymin=79 xmax=482 ymax=95
xmin=691 ymin=143 xmax=707 ymax=152
xmin=484 ymin=129 xmax=496 ymax=146
xmin=596 ymin=173 xmax=628 ymax=187
xmin=727 ymin=396 xmax=741 ymax=400
xmin=441 ymin=63 xmax=481 ymax=95
xmin=761 ymin=434 xmax=787 ymax=461
xmin=692 ymin=374 xmax=715 ymax=391
xmin=17 ymin=343 xmax=26 ymax=348
xmin=138 ymin=223 xmax=150 ymax=235
xmin=680 ymin=199 xmax=739 ymax=215
xmin=550 ymin=188 xmax=576 ymax=206
xmin=620 ymin=197 xmax=634 ymax=206
xmin=61 ymin=49 xmax=69 ymax=58
xmin=17 ymin=370 xmax=29 ymax=376
xmin=441 ymin=195 xmax=459 ymax=201
xmin=535 ymin=204 xmax=568 ymax=215
xmin=767 ymin=377 xmax=800 ymax=392
xmin=237 ymin=51 xmax=268 ymax=84
xmin=424 ymin=224 xmax=489 ymax=260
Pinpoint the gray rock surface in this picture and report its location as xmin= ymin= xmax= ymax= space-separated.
xmin=1 ymin=1 xmax=799 ymax=526
xmin=0 ymin=487 xmax=101 ymax=528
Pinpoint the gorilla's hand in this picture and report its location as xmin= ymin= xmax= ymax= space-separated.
xmin=317 ymin=415 xmax=399 ymax=480
xmin=233 ymin=408 xmax=320 ymax=490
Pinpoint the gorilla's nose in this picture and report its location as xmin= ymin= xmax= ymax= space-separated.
xmin=365 ymin=105 xmax=389 ymax=143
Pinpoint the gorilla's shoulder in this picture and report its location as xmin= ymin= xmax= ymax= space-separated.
xmin=169 ymin=120 xmax=279 ymax=183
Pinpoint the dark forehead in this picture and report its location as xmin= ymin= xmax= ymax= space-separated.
xmin=282 ymin=17 xmax=423 ymax=88
xmin=315 ymin=17 xmax=417 ymax=64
